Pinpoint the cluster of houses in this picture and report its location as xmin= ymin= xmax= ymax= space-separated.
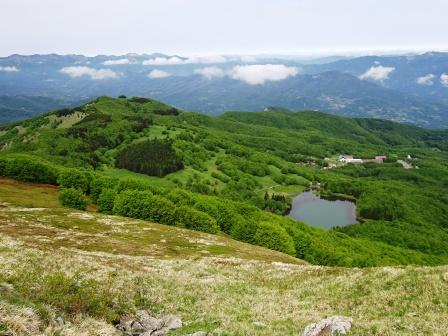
xmin=338 ymin=155 xmax=386 ymax=164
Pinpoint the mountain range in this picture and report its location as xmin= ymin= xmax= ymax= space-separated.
xmin=0 ymin=52 xmax=447 ymax=127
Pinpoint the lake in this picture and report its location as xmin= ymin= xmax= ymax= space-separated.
xmin=287 ymin=192 xmax=357 ymax=229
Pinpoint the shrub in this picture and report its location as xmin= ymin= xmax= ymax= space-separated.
xmin=116 ymin=178 xmax=153 ymax=193
xmin=59 ymin=188 xmax=88 ymax=210
xmin=90 ymin=175 xmax=118 ymax=203
xmin=174 ymin=206 xmax=219 ymax=234
xmin=112 ymin=190 xmax=175 ymax=225
xmin=0 ymin=156 xmax=58 ymax=184
xmin=97 ymin=188 xmax=117 ymax=214
xmin=253 ymin=221 xmax=296 ymax=255
xmin=230 ymin=220 xmax=258 ymax=244
xmin=146 ymin=195 xmax=176 ymax=225
xmin=57 ymin=168 xmax=91 ymax=193
xmin=112 ymin=190 xmax=153 ymax=218
xmin=166 ymin=188 xmax=196 ymax=206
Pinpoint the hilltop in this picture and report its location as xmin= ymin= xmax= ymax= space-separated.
xmin=1 ymin=96 xmax=448 ymax=268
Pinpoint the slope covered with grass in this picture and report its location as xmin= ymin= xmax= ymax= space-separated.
xmin=0 ymin=180 xmax=447 ymax=336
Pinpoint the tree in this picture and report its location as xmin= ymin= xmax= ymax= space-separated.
xmin=59 ymin=188 xmax=88 ymax=210
xmin=115 ymin=139 xmax=183 ymax=177
xmin=174 ymin=206 xmax=219 ymax=234
xmin=254 ymin=221 xmax=296 ymax=255
xmin=97 ymin=188 xmax=117 ymax=214
xmin=57 ymin=169 xmax=91 ymax=193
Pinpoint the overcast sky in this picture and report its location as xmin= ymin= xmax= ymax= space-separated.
xmin=1 ymin=0 xmax=447 ymax=57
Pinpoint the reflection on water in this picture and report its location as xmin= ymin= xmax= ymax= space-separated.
xmin=288 ymin=192 xmax=357 ymax=229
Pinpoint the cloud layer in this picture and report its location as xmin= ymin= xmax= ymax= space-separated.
xmin=230 ymin=64 xmax=300 ymax=85
xmin=59 ymin=66 xmax=119 ymax=80
xmin=102 ymin=58 xmax=131 ymax=65
xmin=416 ymin=74 xmax=435 ymax=86
xmin=441 ymin=73 xmax=448 ymax=87
xmin=360 ymin=65 xmax=395 ymax=81
xmin=148 ymin=69 xmax=170 ymax=79
xmin=0 ymin=66 xmax=19 ymax=72
xmin=194 ymin=66 xmax=225 ymax=79
xmin=143 ymin=55 xmax=227 ymax=65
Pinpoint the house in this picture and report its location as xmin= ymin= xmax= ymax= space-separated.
xmin=338 ymin=155 xmax=353 ymax=163
xmin=339 ymin=154 xmax=386 ymax=165
xmin=338 ymin=155 xmax=363 ymax=164
xmin=375 ymin=155 xmax=387 ymax=162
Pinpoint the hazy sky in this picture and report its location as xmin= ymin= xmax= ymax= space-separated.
xmin=1 ymin=0 xmax=447 ymax=56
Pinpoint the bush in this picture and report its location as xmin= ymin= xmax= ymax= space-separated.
xmin=253 ymin=221 xmax=296 ymax=255
xmin=166 ymin=188 xmax=196 ymax=206
xmin=174 ymin=206 xmax=219 ymax=234
xmin=112 ymin=190 xmax=175 ymax=225
xmin=97 ymin=188 xmax=117 ymax=214
xmin=0 ymin=156 xmax=58 ymax=184
xmin=146 ymin=195 xmax=176 ymax=225
xmin=58 ymin=168 xmax=91 ymax=193
xmin=112 ymin=190 xmax=153 ymax=218
xmin=90 ymin=175 xmax=118 ymax=203
xmin=59 ymin=188 xmax=88 ymax=210
xmin=230 ymin=219 xmax=258 ymax=244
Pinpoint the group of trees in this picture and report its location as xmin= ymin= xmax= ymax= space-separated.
xmin=116 ymin=139 xmax=184 ymax=177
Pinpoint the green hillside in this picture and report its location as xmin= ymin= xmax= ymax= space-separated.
xmin=1 ymin=96 xmax=448 ymax=267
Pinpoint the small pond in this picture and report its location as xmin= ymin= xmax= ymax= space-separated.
xmin=287 ymin=192 xmax=357 ymax=229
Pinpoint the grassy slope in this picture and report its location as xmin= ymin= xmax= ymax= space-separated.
xmin=0 ymin=180 xmax=447 ymax=336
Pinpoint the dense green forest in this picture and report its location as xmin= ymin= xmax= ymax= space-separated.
xmin=1 ymin=96 xmax=447 ymax=267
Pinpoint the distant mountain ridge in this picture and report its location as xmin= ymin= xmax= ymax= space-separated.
xmin=0 ymin=52 xmax=447 ymax=127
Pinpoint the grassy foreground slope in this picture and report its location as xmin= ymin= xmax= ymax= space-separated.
xmin=1 ymin=180 xmax=447 ymax=336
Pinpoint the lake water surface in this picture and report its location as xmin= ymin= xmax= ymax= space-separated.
xmin=288 ymin=192 xmax=357 ymax=229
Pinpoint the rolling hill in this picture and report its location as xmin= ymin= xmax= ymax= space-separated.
xmin=1 ymin=96 xmax=448 ymax=268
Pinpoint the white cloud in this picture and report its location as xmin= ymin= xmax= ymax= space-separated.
xmin=359 ymin=65 xmax=395 ymax=81
xmin=143 ymin=56 xmax=185 ymax=65
xmin=189 ymin=55 xmax=227 ymax=64
xmin=0 ymin=66 xmax=19 ymax=72
xmin=148 ymin=69 xmax=170 ymax=79
xmin=416 ymin=74 xmax=435 ymax=86
xmin=441 ymin=73 xmax=448 ymax=87
xmin=143 ymin=55 xmax=227 ymax=65
xmin=194 ymin=66 xmax=225 ymax=79
xmin=102 ymin=58 xmax=131 ymax=65
xmin=239 ymin=55 xmax=257 ymax=63
xmin=59 ymin=66 xmax=119 ymax=80
xmin=230 ymin=64 xmax=300 ymax=85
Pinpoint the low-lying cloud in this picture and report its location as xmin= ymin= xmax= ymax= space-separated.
xmin=148 ymin=69 xmax=170 ymax=79
xmin=103 ymin=58 xmax=131 ymax=65
xmin=143 ymin=55 xmax=227 ymax=65
xmin=0 ymin=66 xmax=19 ymax=72
xmin=230 ymin=64 xmax=300 ymax=85
xmin=194 ymin=66 xmax=225 ymax=79
xmin=360 ymin=65 xmax=395 ymax=81
xmin=441 ymin=73 xmax=448 ymax=87
xmin=59 ymin=66 xmax=119 ymax=80
xmin=416 ymin=74 xmax=435 ymax=86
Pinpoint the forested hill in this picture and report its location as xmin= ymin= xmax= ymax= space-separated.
xmin=1 ymin=96 xmax=448 ymax=267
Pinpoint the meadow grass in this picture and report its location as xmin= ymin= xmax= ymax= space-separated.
xmin=0 ymin=180 xmax=447 ymax=335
